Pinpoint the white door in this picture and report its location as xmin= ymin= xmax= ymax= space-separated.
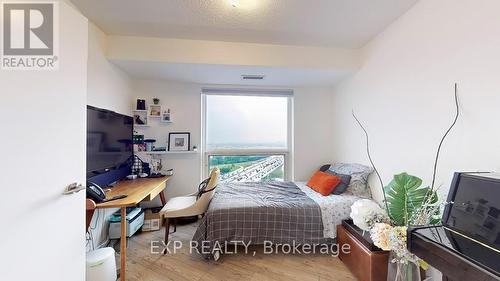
xmin=0 ymin=2 xmax=88 ymax=281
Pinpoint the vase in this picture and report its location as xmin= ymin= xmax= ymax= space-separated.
xmin=387 ymin=254 xmax=421 ymax=281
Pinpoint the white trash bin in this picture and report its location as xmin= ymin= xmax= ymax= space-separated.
xmin=86 ymin=247 xmax=117 ymax=281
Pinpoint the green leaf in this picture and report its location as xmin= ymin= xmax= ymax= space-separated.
xmin=384 ymin=172 xmax=432 ymax=226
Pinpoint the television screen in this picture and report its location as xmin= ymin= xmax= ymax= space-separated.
xmin=445 ymin=173 xmax=500 ymax=251
xmin=87 ymin=106 xmax=133 ymax=177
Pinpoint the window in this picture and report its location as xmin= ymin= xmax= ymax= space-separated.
xmin=202 ymin=90 xmax=292 ymax=182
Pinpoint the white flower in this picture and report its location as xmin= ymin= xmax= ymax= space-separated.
xmin=370 ymin=223 xmax=392 ymax=251
xmin=370 ymin=224 xmax=416 ymax=264
xmin=350 ymin=200 xmax=419 ymax=265
xmin=350 ymin=199 xmax=388 ymax=231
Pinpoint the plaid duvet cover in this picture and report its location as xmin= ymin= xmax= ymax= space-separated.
xmin=192 ymin=181 xmax=329 ymax=258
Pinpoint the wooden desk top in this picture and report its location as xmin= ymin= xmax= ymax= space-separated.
xmin=96 ymin=176 xmax=171 ymax=208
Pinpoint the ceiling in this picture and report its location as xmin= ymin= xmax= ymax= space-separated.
xmin=112 ymin=61 xmax=352 ymax=86
xmin=72 ymin=0 xmax=417 ymax=48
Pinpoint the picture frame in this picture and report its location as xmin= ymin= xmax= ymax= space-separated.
xmin=132 ymin=110 xmax=148 ymax=126
xmin=168 ymin=132 xmax=190 ymax=151
xmin=161 ymin=111 xmax=172 ymax=123
xmin=149 ymin=105 xmax=161 ymax=117
xmin=136 ymin=98 xmax=146 ymax=110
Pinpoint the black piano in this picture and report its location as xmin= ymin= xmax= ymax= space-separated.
xmin=408 ymin=172 xmax=500 ymax=281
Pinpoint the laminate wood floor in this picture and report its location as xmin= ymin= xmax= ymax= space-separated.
xmin=123 ymin=221 xmax=356 ymax=281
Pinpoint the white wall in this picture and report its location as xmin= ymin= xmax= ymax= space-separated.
xmin=332 ymin=0 xmax=500 ymax=203
xmin=87 ymin=23 xmax=133 ymax=115
xmin=131 ymin=80 xmax=335 ymax=203
xmin=86 ymin=23 xmax=134 ymax=248
xmin=294 ymin=87 xmax=335 ymax=181
xmin=132 ymin=80 xmax=203 ymax=204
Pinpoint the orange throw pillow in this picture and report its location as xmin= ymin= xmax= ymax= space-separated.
xmin=307 ymin=171 xmax=341 ymax=196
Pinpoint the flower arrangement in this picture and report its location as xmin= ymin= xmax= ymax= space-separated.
xmin=350 ymin=173 xmax=439 ymax=281
xmin=350 ymin=198 xmax=417 ymax=264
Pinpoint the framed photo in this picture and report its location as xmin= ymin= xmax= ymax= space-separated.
xmin=136 ymin=98 xmax=146 ymax=110
xmin=149 ymin=105 xmax=161 ymax=117
xmin=161 ymin=111 xmax=172 ymax=123
xmin=168 ymin=132 xmax=190 ymax=151
xmin=132 ymin=110 xmax=148 ymax=126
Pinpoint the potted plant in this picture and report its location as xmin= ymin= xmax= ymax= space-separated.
xmin=153 ymin=98 xmax=160 ymax=105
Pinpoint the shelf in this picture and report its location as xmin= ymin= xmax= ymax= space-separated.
xmin=135 ymin=150 xmax=198 ymax=155
xmin=132 ymin=110 xmax=148 ymax=112
xmin=134 ymin=124 xmax=150 ymax=127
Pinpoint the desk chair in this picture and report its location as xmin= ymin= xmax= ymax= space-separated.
xmin=160 ymin=168 xmax=220 ymax=245
xmin=86 ymin=199 xmax=97 ymax=230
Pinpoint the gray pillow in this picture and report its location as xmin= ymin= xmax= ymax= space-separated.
xmin=328 ymin=163 xmax=374 ymax=198
xmin=319 ymin=164 xmax=331 ymax=172
xmin=324 ymin=170 xmax=351 ymax=195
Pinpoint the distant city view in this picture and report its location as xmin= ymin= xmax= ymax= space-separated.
xmin=205 ymin=95 xmax=288 ymax=183
xmin=209 ymin=155 xmax=285 ymax=183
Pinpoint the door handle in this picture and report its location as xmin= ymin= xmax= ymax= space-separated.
xmin=63 ymin=183 xmax=85 ymax=195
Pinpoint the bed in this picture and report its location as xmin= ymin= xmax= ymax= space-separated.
xmin=192 ymin=178 xmax=366 ymax=259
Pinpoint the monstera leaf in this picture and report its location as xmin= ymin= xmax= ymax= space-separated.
xmin=384 ymin=173 xmax=436 ymax=226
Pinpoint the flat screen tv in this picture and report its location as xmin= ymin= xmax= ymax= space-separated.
xmin=87 ymin=105 xmax=133 ymax=178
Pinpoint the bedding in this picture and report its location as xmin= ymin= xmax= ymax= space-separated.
xmin=328 ymin=163 xmax=374 ymax=198
xmin=295 ymin=182 xmax=361 ymax=239
xmin=192 ymin=181 xmax=328 ymax=257
xmin=192 ymin=181 xmax=362 ymax=258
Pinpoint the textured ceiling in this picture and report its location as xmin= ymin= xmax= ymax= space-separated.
xmin=72 ymin=0 xmax=418 ymax=48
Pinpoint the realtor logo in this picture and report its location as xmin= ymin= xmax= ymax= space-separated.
xmin=1 ymin=2 xmax=58 ymax=70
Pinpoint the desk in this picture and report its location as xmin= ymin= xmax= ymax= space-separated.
xmin=95 ymin=176 xmax=171 ymax=281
